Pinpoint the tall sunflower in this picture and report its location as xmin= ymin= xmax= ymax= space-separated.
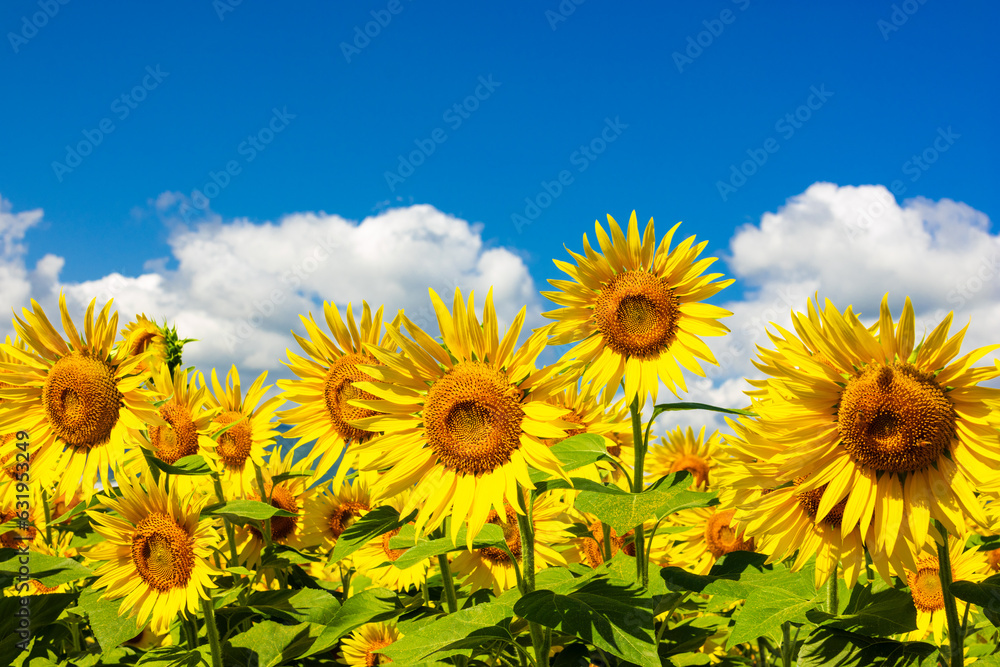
xmin=0 ymin=296 xmax=164 ymax=502
xmin=279 ymin=301 xmax=400 ymax=486
xmin=731 ymin=294 xmax=1000 ymax=567
xmin=86 ymin=473 xmax=219 ymax=635
xmin=349 ymin=288 xmax=575 ymax=545
xmin=204 ymin=366 xmax=282 ymax=497
xmin=542 ymin=212 xmax=733 ymax=406
xmin=337 ymin=622 xmax=403 ymax=666
xmin=645 ymin=426 xmax=721 ymax=488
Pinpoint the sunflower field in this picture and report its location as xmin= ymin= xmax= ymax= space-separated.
xmin=3 ymin=211 xmax=1000 ymax=667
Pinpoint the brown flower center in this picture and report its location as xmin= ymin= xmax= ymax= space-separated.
xmin=704 ymin=509 xmax=754 ymax=559
xmin=796 ymin=482 xmax=849 ymax=528
xmin=581 ymin=521 xmax=634 ymax=568
xmin=478 ymin=505 xmax=522 ymax=565
xmin=249 ymin=483 xmax=300 ymax=542
xmin=907 ymin=557 xmax=944 ymax=612
xmin=42 ymin=352 xmax=123 ymax=449
xmin=987 ymin=548 xmax=1000 ymax=573
xmin=211 ymin=410 xmax=253 ymax=469
xmin=328 ymin=500 xmax=369 ymax=540
xmin=380 ymin=527 xmax=407 ymax=562
xmin=130 ymin=512 xmax=195 ymax=592
xmin=593 ymin=270 xmax=680 ymax=359
xmin=838 ymin=363 xmax=956 ymax=473
xmin=324 ymin=353 xmax=381 ymax=442
xmin=424 ymin=361 xmax=524 ymax=475
xmin=366 ymin=639 xmax=394 ymax=665
xmin=668 ymin=454 xmax=711 ymax=488
xmin=150 ymin=400 xmax=200 ymax=464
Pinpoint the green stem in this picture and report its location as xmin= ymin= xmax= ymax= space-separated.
xmin=437 ymin=554 xmax=460 ymax=614
xmin=934 ymin=522 xmax=964 ymax=667
xmin=253 ymin=463 xmax=274 ymax=555
xmin=629 ymin=397 xmax=648 ymax=587
xmin=516 ymin=507 xmax=548 ymax=667
xmin=827 ymin=568 xmax=839 ymax=616
xmin=757 ymin=638 xmax=769 ymax=667
xmin=212 ymin=476 xmax=240 ymax=566
xmin=182 ymin=615 xmax=198 ymax=651
xmin=601 ymin=522 xmax=614 ymax=564
xmin=41 ymin=489 xmax=53 ymax=548
xmin=780 ymin=621 xmax=793 ymax=667
xmin=201 ymin=595 xmax=224 ymax=667
xmin=68 ymin=617 xmax=81 ymax=654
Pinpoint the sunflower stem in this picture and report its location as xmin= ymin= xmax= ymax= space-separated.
xmin=826 ymin=568 xmax=839 ymax=616
xmin=780 ymin=621 xmax=793 ymax=667
xmin=629 ymin=397 xmax=648 ymax=587
xmin=437 ymin=554 xmax=460 ymax=613
xmin=934 ymin=522 xmax=964 ymax=667
xmin=253 ymin=463 xmax=275 ymax=556
xmin=601 ymin=522 xmax=614 ymax=564
xmin=212 ymin=475 xmax=240 ymax=566
xmin=200 ymin=595 xmax=224 ymax=667
xmin=757 ymin=638 xmax=769 ymax=667
xmin=41 ymin=489 xmax=53 ymax=548
xmin=516 ymin=503 xmax=549 ymax=667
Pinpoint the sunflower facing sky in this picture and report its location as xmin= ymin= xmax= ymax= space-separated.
xmin=729 ymin=294 xmax=1000 ymax=569
xmin=87 ymin=473 xmax=220 ymax=634
xmin=645 ymin=426 xmax=722 ymax=489
xmin=349 ymin=287 xmax=575 ymax=546
xmin=542 ymin=212 xmax=733 ymax=406
xmin=0 ymin=296 xmax=164 ymax=502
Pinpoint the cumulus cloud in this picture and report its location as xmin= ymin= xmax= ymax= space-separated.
xmin=1 ymin=194 xmax=541 ymax=379
xmin=659 ymin=182 xmax=1000 ymax=433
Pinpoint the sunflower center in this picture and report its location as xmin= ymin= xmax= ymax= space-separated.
xmin=581 ymin=521 xmax=634 ymax=568
xmin=324 ymin=353 xmax=381 ymax=442
xmin=212 ymin=411 xmax=253 ymax=469
xmin=593 ymin=270 xmax=680 ymax=359
xmin=249 ymin=483 xmax=299 ymax=542
xmin=42 ymin=352 xmax=123 ymax=449
xmin=0 ymin=510 xmax=36 ymax=548
xmin=424 ymin=361 xmax=525 ymax=475
xmin=366 ymin=639 xmax=394 ymax=666
xmin=544 ymin=410 xmax=587 ymax=447
xmin=704 ymin=509 xmax=754 ymax=559
xmin=328 ymin=500 xmax=369 ymax=540
xmin=668 ymin=454 xmax=711 ymax=488
xmin=838 ymin=363 xmax=956 ymax=473
xmin=988 ymin=549 xmax=1000 ymax=573
xmin=130 ymin=330 xmax=158 ymax=356
xmin=380 ymin=527 xmax=407 ymax=562
xmin=907 ymin=558 xmax=944 ymax=612
xmin=150 ymin=400 xmax=200 ymax=465
xmin=131 ymin=512 xmax=194 ymax=592
xmin=796 ymin=481 xmax=849 ymax=528
xmin=479 ymin=505 xmax=522 ymax=565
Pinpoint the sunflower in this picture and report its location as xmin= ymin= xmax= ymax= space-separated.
xmin=730 ymin=294 xmax=1000 ymax=569
xmin=574 ymin=516 xmax=636 ymax=569
xmin=353 ymin=489 xmax=429 ymax=592
xmin=349 ymin=287 xmax=575 ymax=546
xmin=119 ymin=314 xmax=168 ymax=372
xmin=279 ymin=301 xmax=400 ymax=486
xmin=542 ymin=211 xmax=733 ymax=406
xmin=0 ymin=296 xmax=164 ymax=503
xmin=666 ymin=507 xmax=756 ymax=575
xmin=904 ymin=535 xmax=987 ymax=644
xmin=86 ymin=473 xmax=219 ymax=635
xmin=302 ymin=473 xmax=375 ymax=553
xmin=337 ymin=622 xmax=403 ymax=666
xmin=646 ymin=426 xmax=721 ymax=489
xmin=204 ymin=366 xmax=282 ymax=498
xmin=452 ymin=493 xmax=572 ymax=594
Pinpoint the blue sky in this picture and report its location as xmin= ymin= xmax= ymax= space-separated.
xmin=2 ymin=1 xmax=999 ymax=422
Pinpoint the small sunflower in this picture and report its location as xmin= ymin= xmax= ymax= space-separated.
xmin=667 ymin=507 xmax=756 ymax=575
xmin=731 ymin=294 xmax=1000 ymax=569
xmin=543 ymin=382 xmax=633 ymax=484
xmin=646 ymin=426 xmax=721 ymax=489
xmin=350 ymin=287 xmax=575 ymax=546
xmin=574 ymin=516 xmax=635 ymax=569
xmin=86 ymin=473 xmax=219 ymax=635
xmin=337 ymin=622 xmax=403 ymax=666
xmin=279 ymin=301 xmax=400 ymax=486
xmin=119 ymin=314 xmax=168 ymax=372
xmin=0 ymin=296 xmax=164 ymax=502
xmin=204 ymin=366 xmax=282 ymax=497
xmin=905 ymin=536 xmax=987 ymax=644
xmin=353 ymin=490 xmax=429 ymax=592
xmin=302 ymin=474 xmax=375 ymax=553
xmin=542 ymin=211 xmax=733 ymax=406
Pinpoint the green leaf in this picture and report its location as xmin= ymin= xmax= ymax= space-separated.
xmin=574 ymin=472 xmax=716 ymax=534
xmin=952 ymin=574 xmax=1000 ymax=625
xmin=528 ymin=433 xmax=611 ymax=483
xmin=382 ymin=592 xmax=518 ymax=664
xmin=0 ymin=593 xmax=77 ymax=664
xmin=390 ymin=523 xmax=506 ymax=569
xmin=77 ymin=588 xmax=142 ymax=652
xmin=0 ymin=549 xmax=93 ymax=588
xmin=228 ymin=620 xmax=321 ymax=667
xmin=271 ymin=470 xmax=314 ymax=485
xmin=797 ymin=627 xmax=937 ymax=667
xmin=245 ymin=588 xmax=341 ymax=624
xmin=140 ymin=448 xmax=212 ymax=476
xmin=330 ymin=506 xmax=410 ymax=563
xmin=514 ymin=580 xmax=659 ymax=667
xmin=301 ymin=588 xmax=402 ymax=659
xmin=202 ymin=499 xmax=296 ymax=522
xmin=652 ymin=401 xmax=756 ymax=418
xmin=726 ymin=564 xmax=824 ymax=645
xmin=807 ymin=584 xmax=917 ymax=635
